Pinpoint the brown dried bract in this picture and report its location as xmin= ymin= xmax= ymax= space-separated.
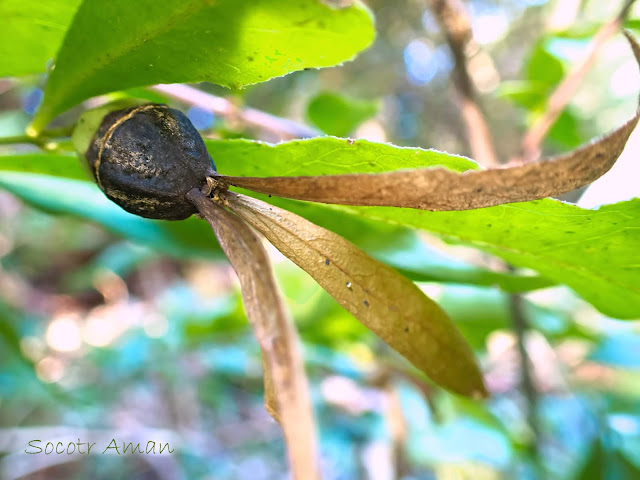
xmin=226 ymin=191 xmax=488 ymax=398
xmin=186 ymin=189 xmax=319 ymax=480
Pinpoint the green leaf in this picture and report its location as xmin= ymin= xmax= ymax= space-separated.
xmin=547 ymin=108 xmax=584 ymax=148
xmin=207 ymin=137 xmax=640 ymax=319
xmin=573 ymin=437 xmax=640 ymax=480
xmin=527 ymin=41 xmax=565 ymax=86
xmin=574 ymin=437 xmax=605 ymax=480
xmin=0 ymin=153 xmax=551 ymax=292
xmin=370 ymin=237 xmax=553 ymax=292
xmin=307 ymin=92 xmax=378 ymax=136
xmin=31 ymin=0 xmax=375 ymax=132
xmin=497 ymin=88 xmax=585 ymax=148
xmin=209 ymin=137 xmax=479 ymax=175
xmin=626 ymin=18 xmax=640 ymax=33
xmin=225 ymin=191 xmax=487 ymax=397
xmin=0 ymin=153 xmax=87 ymax=180
xmin=0 ymin=302 xmax=75 ymax=404
xmin=0 ymin=172 xmax=218 ymax=258
xmin=365 ymin=199 xmax=640 ymax=320
xmin=0 ymin=0 xmax=81 ymax=77
xmin=436 ymin=286 xmax=574 ymax=350
xmin=495 ymin=80 xmax=548 ymax=110
xmin=552 ymin=23 xmax=602 ymax=40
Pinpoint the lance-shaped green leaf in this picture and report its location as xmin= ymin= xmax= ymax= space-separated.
xmin=218 ymin=32 xmax=640 ymax=211
xmin=226 ymin=191 xmax=488 ymax=398
xmin=186 ymin=188 xmax=319 ymax=480
xmin=0 ymin=0 xmax=81 ymax=77
xmin=30 ymin=0 xmax=375 ymax=132
xmin=307 ymin=91 xmax=379 ymax=136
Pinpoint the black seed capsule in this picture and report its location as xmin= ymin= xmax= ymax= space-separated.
xmin=74 ymin=102 xmax=216 ymax=220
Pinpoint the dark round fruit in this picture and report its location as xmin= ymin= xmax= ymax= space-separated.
xmin=79 ymin=103 xmax=216 ymax=220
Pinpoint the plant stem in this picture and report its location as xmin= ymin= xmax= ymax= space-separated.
xmin=429 ymin=0 xmax=499 ymax=167
xmin=0 ymin=135 xmax=45 ymax=147
xmin=509 ymin=293 xmax=540 ymax=457
xmin=0 ymin=125 xmax=75 ymax=149
xmin=151 ymin=83 xmax=320 ymax=140
xmin=431 ymin=0 xmax=543 ymax=463
xmin=514 ymin=0 xmax=637 ymax=164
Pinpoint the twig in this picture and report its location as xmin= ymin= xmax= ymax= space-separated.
xmin=502 ymin=5 xmax=637 ymax=451
xmin=430 ymin=0 xmax=544 ymax=454
xmin=429 ymin=0 xmax=499 ymax=167
xmin=151 ymin=84 xmax=321 ymax=140
xmin=488 ymin=2 xmax=640 ymax=460
xmin=515 ymin=0 xmax=637 ymax=164
xmin=508 ymin=294 xmax=539 ymax=449
xmin=0 ymin=125 xmax=75 ymax=149
xmin=376 ymin=374 xmax=410 ymax=478
xmin=0 ymin=135 xmax=44 ymax=147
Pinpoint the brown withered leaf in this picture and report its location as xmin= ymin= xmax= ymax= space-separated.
xmin=226 ymin=191 xmax=488 ymax=398
xmin=218 ymin=113 xmax=637 ymax=210
xmin=218 ymin=32 xmax=640 ymax=211
xmin=186 ymin=189 xmax=319 ymax=480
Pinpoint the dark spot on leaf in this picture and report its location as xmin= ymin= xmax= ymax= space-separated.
xmin=486 ymin=224 xmax=492 ymax=228
xmin=247 ymin=56 xmax=254 ymax=62
xmin=363 ymin=300 xmax=369 ymax=307
xmin=476 ymin=187 xmax=483 ymax=193
xmin=565 ymin=231 xmax=575 ymax=234
xmin=325 ymin=258 xmax=330 ymax=266
xmin=404 ymin=327 xmax=409 ymax=333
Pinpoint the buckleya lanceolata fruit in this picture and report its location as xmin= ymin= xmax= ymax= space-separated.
xmin=73 ymin=102 xmax=217 ymax=220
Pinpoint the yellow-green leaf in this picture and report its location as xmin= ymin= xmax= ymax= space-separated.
xmin=226 ymin=192 xmax=487 ymax=398
xmin=31 ymin=0 xmax=375 ymax=132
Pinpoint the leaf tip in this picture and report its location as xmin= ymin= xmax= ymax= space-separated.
xmin=454 ymin=372 xmax=489 ymax=400
xmin=471 ymin=386 xmax=490 ymax=400
xmin=623 ymin=30 xmax=640 ymax=70
xmin=264 ymin=400 xmax=281 ymax=424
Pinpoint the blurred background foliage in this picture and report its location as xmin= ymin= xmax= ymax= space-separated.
xmin=1 ymin=0 xmax=640 ymax=479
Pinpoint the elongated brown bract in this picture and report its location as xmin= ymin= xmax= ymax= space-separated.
xmin=186 ymin=189 xmax=319 ymax=480
xmin=226 ymin=192 xmax=487 ymax=398
xmin=218 ymin=33 xmax=640 ymax=211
